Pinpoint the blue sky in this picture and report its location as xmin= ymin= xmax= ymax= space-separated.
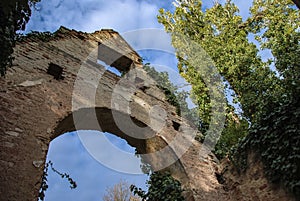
xmin=25 ymin=1 xmax=255 ymax=200
xmin=45 ymin=131 xmax=148 ymax=201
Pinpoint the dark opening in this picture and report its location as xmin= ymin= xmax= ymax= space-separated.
xmin=215 ymin=172 xmax=226 ymax=184
xmin=98 ymin=42 xmax=133 ymax=73
xmin=47 ymin=63 xmax=64 ymax=80
xmin=172 ymin=121 xmax=180 ymax=131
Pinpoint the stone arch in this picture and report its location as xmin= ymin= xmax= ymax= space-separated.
xmin=0 ymin=27 xmax=220 ymax=201
xmin=52 ymin=107 xmax=151 ymax=153
xmin=55 ymin=107 xmax=189 ymax=175
xmin=48 ymin=106 xmax=191 ymax=199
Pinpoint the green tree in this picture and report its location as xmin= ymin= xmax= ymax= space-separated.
xmin=158 ymin=0 xmax=255 ymax=156
xmin=0 ymin=0 xmax=40 ymax=76
xmin=158 ymin=0 xmax=279 ymax=123
xmin=158 ymin=0 xmax=299 ymax=197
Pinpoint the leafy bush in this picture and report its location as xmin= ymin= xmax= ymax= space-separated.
xmin=130 ymin=171 xmax=184 ymax=201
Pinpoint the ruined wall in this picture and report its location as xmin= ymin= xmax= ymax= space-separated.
xmin=0 ymin=27 xmax=220 ymax=201
xmin=0 ymin=27 xmax=293 ymax=201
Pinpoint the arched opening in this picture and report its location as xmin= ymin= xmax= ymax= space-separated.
xmin=39 ymin=107 xmax=190 ymax=200
xmin=42 ymin=130 xmax=149 ymax=200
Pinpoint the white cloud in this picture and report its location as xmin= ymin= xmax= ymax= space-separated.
xmin=26 ymin=0 xmax=174 ymax=33
xmin=123 ymin=29 xmax=174 ymax=53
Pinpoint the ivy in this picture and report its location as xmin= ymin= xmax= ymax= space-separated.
xmin=130 ymin=172 xmax=184 ymax=201
xmin=17 ymin=31 xmax=56 ymax=42
xmin=0 ymin=0 xmax=41 ymax=76
xmin=143 ymin=63 xmax=181 ymax=111
xmin=232 ymin=96 xmax=300 ymax=197
xmin=38 ymin=161 xmax=77 ymax=201
xmin=213 ymin=107 xmax=249 ymax=159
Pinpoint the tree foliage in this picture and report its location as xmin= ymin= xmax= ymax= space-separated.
xmin=0 ymin=0 xmax=40 ymax=76
xmin=158 ymin=0 xmax=258 ymax=157
xmin=158 ymin=0 xmax=299 ymax=197
xmin=130 ymin=172 xmax=184 ymax=201
xmin=158 ymin=0 xmax=279 ymax=123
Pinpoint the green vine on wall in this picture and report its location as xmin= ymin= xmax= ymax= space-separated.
xmin=0 ymin=0 xmax=41 ymax=76
xmin=232 ymin=95 xmax=300 ymax=197
xmin=17 ymin=31 xmax=56 ymax=42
